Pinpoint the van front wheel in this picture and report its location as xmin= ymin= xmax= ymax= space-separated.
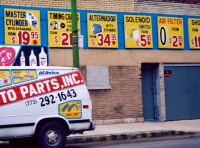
xmin=37 ymin=122 xmax=66 ymax=148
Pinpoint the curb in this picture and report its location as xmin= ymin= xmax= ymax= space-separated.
xmin=67 ymin=130 xmax=195 ymax=144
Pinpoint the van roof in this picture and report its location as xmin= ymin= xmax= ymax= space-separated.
xmin=0 ymin=66 xmax=78 ymax=70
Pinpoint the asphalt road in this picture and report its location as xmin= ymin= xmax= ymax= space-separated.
xmin=65 ymin=135 xmax=200 ymax=148
xmin=0 ymin=135 xmax=200 ymax=148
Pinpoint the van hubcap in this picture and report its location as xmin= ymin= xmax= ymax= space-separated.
xmin=46 ymin=130 xmax=60 ymax=145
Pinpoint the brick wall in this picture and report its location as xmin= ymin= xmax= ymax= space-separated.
xmin=79 ymin=66 xmax=143 ymax=123
xmin=0 ymin=0 xmax=134 ymax=12
xmin=1 ymin=0 xmax=200 ymax=123
xmin=1 ymin=0 xmax=199 ymax=15
xmin=135 ymin=1 xmax=200 ymax=16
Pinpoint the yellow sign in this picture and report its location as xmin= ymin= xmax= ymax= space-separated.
xmin=124 ymin=15 xmax=153 ymax=48
xmin=4 ymin=8 xmax=41 ymax=45
xmin=48 ymin=11 xmax=80 ymax=47
xmin=59 ymin=101 xmax=81 ymax=119
xmin=157 ymin=16 xmax=184 ymax=49
xmin=12 ymin=70 xmax=37 ymax=84
xmin=0 ymin=70 xmax=11 ymax=87
xmin=87 ymin=13 xmax=118 ymax=48
xmin=188 ymin=18 xmax=200 ymax=49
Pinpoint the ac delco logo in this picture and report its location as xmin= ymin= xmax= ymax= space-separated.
xmin=39 ymin=71 xmax=59 ymax=75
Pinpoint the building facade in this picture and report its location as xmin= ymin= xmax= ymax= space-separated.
xmin=1 ymin=0 xmax=200 ymax=124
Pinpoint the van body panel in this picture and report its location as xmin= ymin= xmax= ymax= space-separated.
xmin=0 ymin=67 xmax=95 ymax=140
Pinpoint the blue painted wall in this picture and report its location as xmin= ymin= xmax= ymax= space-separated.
xmin=0 ymin=5 xmax=199 ymax=50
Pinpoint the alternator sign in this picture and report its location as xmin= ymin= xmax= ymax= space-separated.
xmin=4 ymin=8 xmax=41 ymax=45
xmin=87 ymin=13 xmax=118 ymax=48
xmin=124 ymin=15 xmax=153 ymax=48
xmin=157 ymin=16 xmax=184 ymax=49
xmin=48 ymin=11 xmax=80 ymax=47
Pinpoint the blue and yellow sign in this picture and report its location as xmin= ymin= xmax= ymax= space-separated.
xmin=59 ymin=101 xmax=81 ymax=119
xmin=157 ymin=16 xmax=184 ymax=49
xmin=4 ymin=8 xmax=41 ymax=45
xmin=48 ymin=11 xmax=80 ymax=47
xmin=0 ymin=70 xmax=11 ymax=87
xmin=12 ymin=70 xmax=37 ymax=84
xmin=188 ymin=18 xmax=200 ymax=49
xmin=87 ymin=13 xmax=118 ymax=48
xmin=124 ymin=15 xmax=153 ymax=48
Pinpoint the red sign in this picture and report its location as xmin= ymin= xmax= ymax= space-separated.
xmin=0 ymin=71 xmax=84 ymax=107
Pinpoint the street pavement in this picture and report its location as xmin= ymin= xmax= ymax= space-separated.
xmin=67 ymin=119 xmax=200 ymax=144
xmin=0 ymin=119 xmax=199 ymax=146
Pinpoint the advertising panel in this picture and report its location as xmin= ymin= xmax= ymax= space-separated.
xmin=157 ymin=16 xmax=184 ymax=49
xmin=0 ymin=69 xmax=84 ymax=119
xmin=124 ymin=15 xmax=153 ymax=48
xmin=4 ymin=8 xmax=41 ymax=46
xmin=87 ymin=13 xmax=118 ymax=48
xmin=188 ymin=18 xmax=200 ymax=49
xmin=48 ymin=11 xmax=80 ymax=47
xmin=0 ymin=46 xmax=49 ymax=66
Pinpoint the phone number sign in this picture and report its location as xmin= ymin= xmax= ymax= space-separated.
xmin=87 ymin=13 xmax=118 ymax=48
xmin=4 ymin=8 xmax=41 ymax=45
xmin=124 ymin=15 xmax=153 ymax=48
xmin=188 ymin=18 xmax=200 ymax=49
xmin=48 ymin=11 xmax=80 ymax=47
xmin=157 ymin=16 xmax=184 ymax=49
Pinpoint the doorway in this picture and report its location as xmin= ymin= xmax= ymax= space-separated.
xmin=142 ymin=63 xmax=160 ymax=121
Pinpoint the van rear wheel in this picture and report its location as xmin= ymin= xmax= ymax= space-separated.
xmin=36 ymin=122 xmax=66 ymax=148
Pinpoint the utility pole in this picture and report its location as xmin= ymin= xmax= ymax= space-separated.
xmin=71 ymin=0 xmax=79 ymax=68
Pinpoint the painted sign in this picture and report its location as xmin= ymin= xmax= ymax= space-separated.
xmin=87 ymin=13 xmax=118 ymax=48
xmin=0 ymin=71 xmax=11 ymax=87
xmin=0 ymin=46 xmax=50 ymax=66
xmin=0 ymin=70 xmax=83 ymax=107
xmin=59 ymin=101 xmax=81 ymax=119
xmin=4 ymin=8 xmax=41 ymax=45
xmin=0 ymin=46 xmax=21 ymax=66
xmin=188 ymin=18 xmax=200 ymax=49
xmin=124 ymin=15 xmax=153 ymax=48
xmin=157 ymin=16 xmax=184 ymax=49
xmin=12 ymin=70 xmax=37 ymax=84
xmin=48 ymin=11 xmax=80 ymax=47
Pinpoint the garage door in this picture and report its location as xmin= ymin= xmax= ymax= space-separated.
xmin=164 ymin=65 xmax=200 ymax=121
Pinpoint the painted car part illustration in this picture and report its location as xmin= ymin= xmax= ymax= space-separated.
xmin=13 ymin=76 xmax=23 ymax=81
xmin=92 ymin=23 xmax=102 ymax=34
xmin=62 ymin=103 xmax=69 ymax=112
xmin=0 ymin=78 xmax=4 ymax=86
xmin=26 ymin=12 xmax=38 ymax=28
xmin=68 ymin=104 xmax=75 ymax=112
xmin=24 ymin=75 xmax=34 ymax=79
xmin=125 ymin=27 xmax=139 ymax=40
xmin=50 ymin=21 xmax=66 ymax=30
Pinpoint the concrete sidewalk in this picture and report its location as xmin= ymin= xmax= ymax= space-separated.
xmin=0 ymin=119 xmax=199 ymax=146
xmin=67 ymin=119 xmax=200 ymax=144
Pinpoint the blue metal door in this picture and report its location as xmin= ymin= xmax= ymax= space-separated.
xmin=188 ymin=67 xmax=200 ymax=119
xmin=164 ymin=65 xmax=200 ymax=120
xmin=142 ymin=64 xmax=159 ymax=121
xmin=164 ymin=66 xmax=190 ymax=120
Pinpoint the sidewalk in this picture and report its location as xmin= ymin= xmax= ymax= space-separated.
xmin=0 ymin=119 xmax=199 ymax=146
xmin=67 ymin=119 xmax=200 ymax=144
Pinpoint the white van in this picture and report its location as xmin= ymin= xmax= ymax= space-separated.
xmin=0 ymin=66 xmax=95 ymax=148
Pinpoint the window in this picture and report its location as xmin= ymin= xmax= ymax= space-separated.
xmin=86 ymin=66 xmax=111 ymax=90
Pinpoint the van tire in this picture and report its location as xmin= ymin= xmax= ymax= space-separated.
xmin=36 ymin=122 xmax=66 ymax=148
